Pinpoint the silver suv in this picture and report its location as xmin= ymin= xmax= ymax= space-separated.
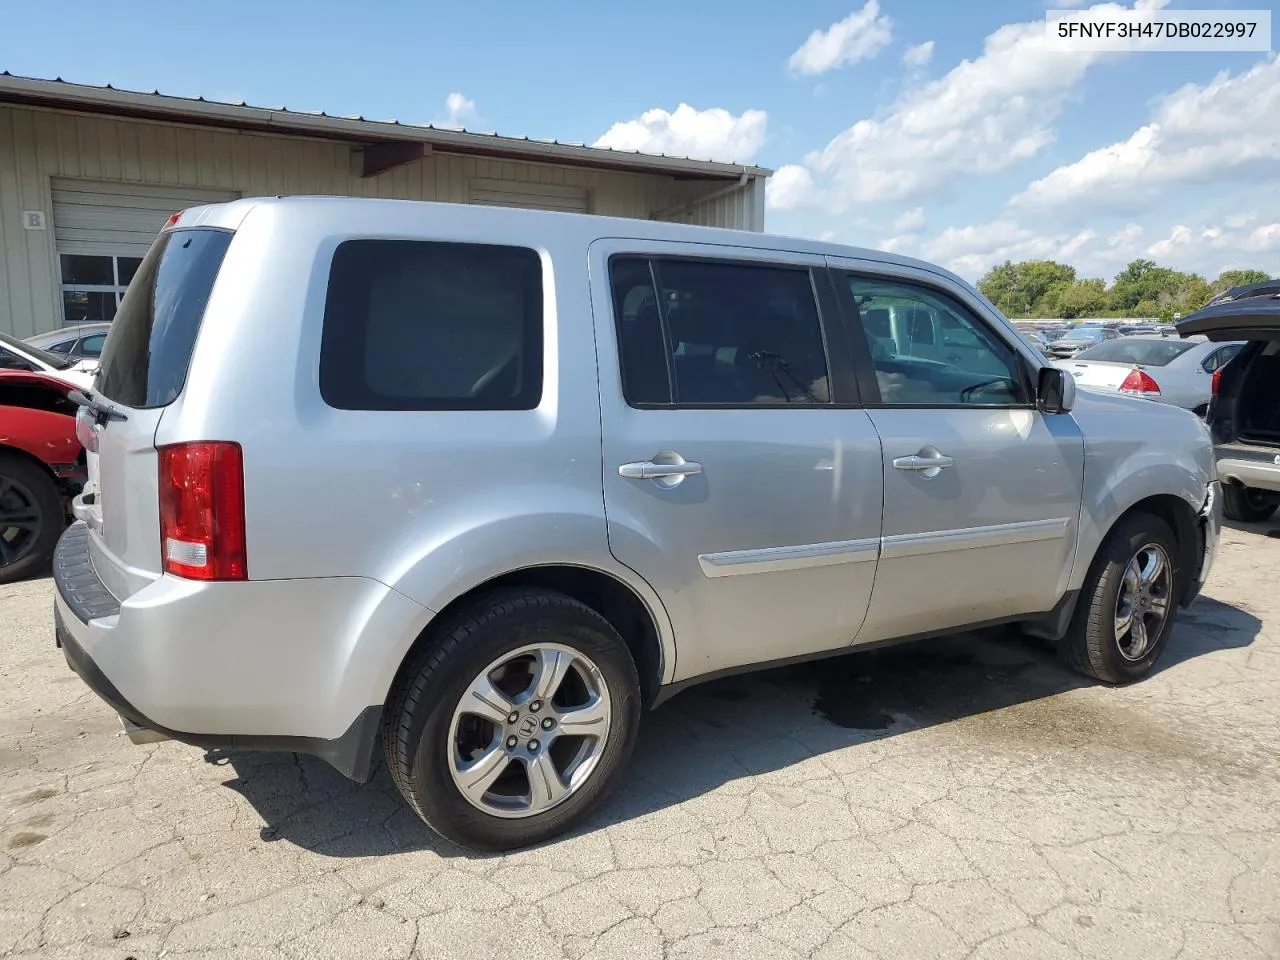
xmin=55 ymin=198 xmax=1220 ymax=850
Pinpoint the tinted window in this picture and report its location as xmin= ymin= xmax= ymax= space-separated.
xmin=848 ymin=275 xmax=1025 ymax=406
xmin=78 ymin=333 xmax=108 ymax=358
xmin=1075 ymin=339 xmax=1196 ymax=366
xmin=96 ymin=229 xmax=233 ymax=408
xmin=0 ymin=332 xmax=64 ymax=370
xmin=320 ymin=240 xmax=542 ymax=411
xmin=610 ymin=257 xmax=671 ymax=405
xmin=1203 ymin=343 xmax=1243 ymax=373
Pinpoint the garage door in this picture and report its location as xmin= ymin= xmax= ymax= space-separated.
xmin=51 ymin=180 xmax=239 ymax=325
xmin=468 ymin=178 xmax=590 ymax=214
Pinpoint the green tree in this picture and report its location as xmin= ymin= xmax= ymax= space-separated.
xmin=1053 ymin=278 xmax=1110 ymax=319
xmin=1111 ymin=259 xmax=1182 ymax=311
xmin=977 ymin=260 xmax=1076 ymax=316
xmin=1212 ymin=269 xmax=1271 ymax=293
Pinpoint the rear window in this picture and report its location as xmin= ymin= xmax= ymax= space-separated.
xmin=319 ymin=240 xmax=543 ymax=411
xmin=95 ymin=228 xmax=233 ymax=408
xmin=1074 ymin=339 xmax=1196 ymax=366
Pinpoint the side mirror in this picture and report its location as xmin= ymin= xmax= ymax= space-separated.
xmin=1037 ymin=366 xmax=1075 ymax=414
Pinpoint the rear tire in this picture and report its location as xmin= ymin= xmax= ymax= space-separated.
xmin=1060 ymin=513 xmax=1180 ymax=684
xmin=0 ymin=453 xmax=63 ymax=584
xmin=1222 ymin=483 xmax=1278 ymax=523
xmin=383 ymin=588 xmax=641 ymax=850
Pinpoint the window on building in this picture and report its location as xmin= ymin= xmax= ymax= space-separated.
xmin=60 ymin=254 xmax=145 ymax=326
xmin=319 ymin=240 xmax=543 ymax=411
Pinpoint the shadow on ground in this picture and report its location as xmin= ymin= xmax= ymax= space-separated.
xmin=212 ymin=595 xmax=1261 ymax=859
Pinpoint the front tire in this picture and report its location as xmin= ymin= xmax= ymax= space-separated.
xmin=1060 ymin=514 xmax=1180 ymax=684
xmin=0 ymin=453 xmax=63 ymax=584
xmin=383 ymin=588 xmax=641 ymax=850
xmin=1222 ymin=483 xmax=1278 ymax=523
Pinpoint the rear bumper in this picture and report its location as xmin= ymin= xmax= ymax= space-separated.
xmin=52 ymin=521 xmax=430 ymax=781
xmin=1216 ymin=456 xmax=1280 ymax=494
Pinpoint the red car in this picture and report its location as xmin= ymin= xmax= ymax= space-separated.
xmin=0 ymin=370 xmax=86 ymax=582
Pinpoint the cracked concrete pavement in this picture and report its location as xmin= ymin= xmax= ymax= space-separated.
xmin=2 ymin=523 xmax=1279 ymax=959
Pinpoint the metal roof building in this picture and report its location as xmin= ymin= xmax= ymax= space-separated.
xmin=0 ymin=73 xmax=771 ymax=338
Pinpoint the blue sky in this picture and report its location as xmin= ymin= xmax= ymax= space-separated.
xmin=2 ymin=0 xmax=1276 ymax=282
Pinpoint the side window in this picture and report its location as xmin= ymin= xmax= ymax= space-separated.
xmin=1203 ymin=344 xmax=1243 ymax=373
xmin=846 ymin=275 xmax=1027 ymax=407
xmin=320 ymin=240 xmax=543 ymax=411
xmin=45 ymin=338 xmax=79 ymax=355
xmin=0 ymin=347 xmax=35 ymax=371
xmin=78 ymin=334 xmax=108 ymax=358
xmin=609 ymin=257 xmax=830 ymax=407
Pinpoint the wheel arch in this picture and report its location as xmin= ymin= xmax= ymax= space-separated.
xmin=1091 ymin=493 xmax=1203 ymax=605
xmin=385 ymin=563 xmax=671 ymax=713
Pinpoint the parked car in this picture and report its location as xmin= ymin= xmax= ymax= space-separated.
xmin=26 ymin=322 xmax=112 ymax=364
xmin=1056 ymin=336 xmax=1244 ymax=416
xmin=0 ymin=370 xmax=85 ymax=582
xmin=55 ymin=198 xmax=1219 ymax=851
xmin=1048 ymin=325 xmax=1119 ymax=358
xmin=0 ymin=330 xmax=96 ymax=389
xmin=1178 ymin=281 xmax=1280 ymax=522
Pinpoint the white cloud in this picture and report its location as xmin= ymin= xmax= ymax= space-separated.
xmin=787 ymin=1 xmax=893 ymax=76
xmin=766 ymin=164 xmax=818 ymax=211
xmin=889 ymin=212 xmax=1278 ymax=283
xmin=902 ymin=41 xmax=935 ymax=68
xmin=593 ymin=104 xmax=767 ymax=163
xmin=1010 ymin=56 xmax=1280 ymax=215
xmin=436 ymin=92 xmax=478 ymax=130
xmin=892 ymin=206 xmax=926 ymax=232
xmin=767 ymin=0 xmax=1165 ymax=211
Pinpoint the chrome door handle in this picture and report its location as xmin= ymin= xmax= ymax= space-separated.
xmin=892 ymin=455 xmax=955 ymax=471
xmin=619 ymin=461 xmax=702 ymax=480
xmin=893 ymin=447 xmax=954 ymax=479
xmin=618 ymin=450 xmax=702 ymax=488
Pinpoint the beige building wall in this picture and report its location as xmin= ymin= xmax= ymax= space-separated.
xmin=0 ymin=104 xmax=764 ymax=337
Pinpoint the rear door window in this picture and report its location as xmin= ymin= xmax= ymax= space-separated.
xmin=95 ymin=228 xmax=233 ymax=408
xmin=609 ymin=256 xmax=831 ymax=407
xmin=319 ymin=240 xmax=543 ymax=411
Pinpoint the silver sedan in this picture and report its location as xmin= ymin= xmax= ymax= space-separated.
xmin=1055 ymin=335 xmax=1244 ymax=414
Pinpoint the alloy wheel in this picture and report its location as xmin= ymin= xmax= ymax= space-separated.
xmin=0 ymin=474 xmax=44 ymax=569
xmin=447 ymin=642 xmax=612 ymax=819
xmin=1114 ymin=542 xmax=1173 ymax=661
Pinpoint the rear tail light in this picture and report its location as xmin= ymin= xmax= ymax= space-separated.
xmin=74 ymin=405 xmax=98 ymax=453
xmin=158 ymin=442 xmax=247 ymax=581
xmin=1211 ymin=367 xmax=1223 ymax=396
xmin=1119 ymin=368 xmax=1161 ymax=397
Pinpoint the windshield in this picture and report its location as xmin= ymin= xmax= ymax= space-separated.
xmin=0 ymin=330 xmax=72 ymax=370
xmin=1065 ymin=327 xmax=1105 ymax=341
xmin=1074 ymin=338 xmax=1196 ymax=366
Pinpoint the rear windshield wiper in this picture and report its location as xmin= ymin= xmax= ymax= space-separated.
xmin=68 ymin=389 xmax=128 ymax=423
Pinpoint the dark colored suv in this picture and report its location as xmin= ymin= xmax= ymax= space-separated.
xmin=1179 ymin=281 xmax=1280 ymax=522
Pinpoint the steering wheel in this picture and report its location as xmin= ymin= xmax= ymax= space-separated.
xmin=959 ymin=377 xmax=1014 ymax=404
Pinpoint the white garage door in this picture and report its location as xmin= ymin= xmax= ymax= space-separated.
xmin=51 ymin=180 xmax=239 ymax=325
xmin=468 ymin=178 xmax=590 ymax=214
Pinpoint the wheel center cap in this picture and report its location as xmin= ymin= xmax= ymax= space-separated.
xmin=516 ymin=715 xmax=539 ymax=739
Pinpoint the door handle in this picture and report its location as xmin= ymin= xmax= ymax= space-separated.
xmin=618 ymin=451 xmax=702 ymax=488
xmin=893 ymin=447 xmax=954 ymax=479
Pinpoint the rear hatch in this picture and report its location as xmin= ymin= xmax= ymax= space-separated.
xmin=1178 ymin=283 xmax=1280 ymax=449
xmin=1058 ymin=338 xmax=1199 ymax=394
xmin=81 ymin=225 xmax=233 ymax=599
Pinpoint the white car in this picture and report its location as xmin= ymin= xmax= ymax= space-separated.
xmin=1056 ymin=335 xmax=1244 ymax=415
xmin=0 ymin=330 xmax=96 ymax=390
